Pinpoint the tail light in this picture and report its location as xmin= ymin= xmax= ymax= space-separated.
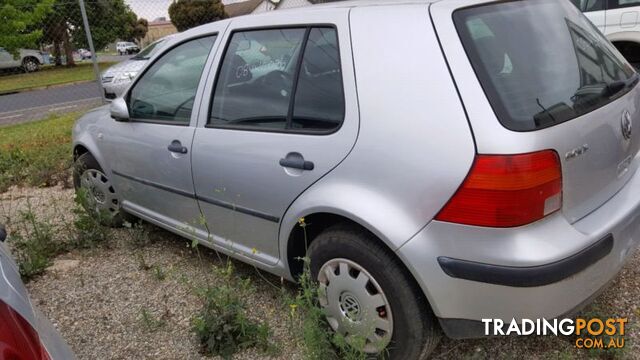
xmin=0 ymin=300 xmax=50 ymax=360
xmin=435 ymin=150 xmax=562 ymax=227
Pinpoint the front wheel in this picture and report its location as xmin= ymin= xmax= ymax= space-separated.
xmin=308 ymin=224 xmax=441 ymax=359
xmin=22 ymin=58 xmax=39 ymax=72
xmin=73 ymin=153 xmax=126 ymax=227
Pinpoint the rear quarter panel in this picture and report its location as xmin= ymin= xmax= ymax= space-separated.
xmin=279 ymin=3 xmax=476 ymax=259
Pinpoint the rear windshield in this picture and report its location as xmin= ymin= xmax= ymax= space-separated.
xmin=454 ymin=0 xmax=637 ymax=131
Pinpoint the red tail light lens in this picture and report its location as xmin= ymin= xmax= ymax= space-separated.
xmin=435 ymin=151 xmax=562 ymax=227
xmin=0 ymin=300 xmax=50 ymax=360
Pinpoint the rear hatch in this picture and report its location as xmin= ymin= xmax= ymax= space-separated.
xmin=440 ymin=0 xmax=640 ymax=223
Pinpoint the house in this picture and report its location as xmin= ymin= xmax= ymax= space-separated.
xmin=249 ymin=0 xmax=335 ymax=14
xmin=225 ymin=0 xmax=264 ymax=17
xmin=140 ymin=18 xmax=178 ymax=48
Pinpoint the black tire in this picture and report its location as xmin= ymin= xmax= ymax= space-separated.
xmin=22 ymin=58 xmax=39 ymax=73
xmin=308 ymin=224 xmax=441 ymax=360
xmin=73 ymin=153 xmax=130 ymax=227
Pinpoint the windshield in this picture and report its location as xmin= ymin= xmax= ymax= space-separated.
xmin=454 ymin=0 xmax=636 ymax=131
xmin=133 ymin=39 xmax=166 ymax=60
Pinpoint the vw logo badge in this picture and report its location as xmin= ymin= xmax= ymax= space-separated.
xmin=622 ymin=110 xmax=633 ymax=141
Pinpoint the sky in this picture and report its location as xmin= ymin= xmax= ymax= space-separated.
xmin=126 ymin=0 xmax=245 ymax=22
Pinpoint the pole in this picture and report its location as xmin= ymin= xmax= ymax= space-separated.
xmin=78 ymin=0 xmax=106 ymax=103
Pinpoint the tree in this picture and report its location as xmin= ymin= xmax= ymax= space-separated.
xmin=169 ymin=0 xmax=228 ymax=32
xmin=130 ymin=18 xmax=149 ymax=44
xmin=42 ymin=0 xmax=144 ymax=67
xmin=0 ymin=0 xmax=53 ymax=57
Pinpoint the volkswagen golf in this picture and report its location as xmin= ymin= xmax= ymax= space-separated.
xmin=72 ymin=0 xmax=640 ymax=358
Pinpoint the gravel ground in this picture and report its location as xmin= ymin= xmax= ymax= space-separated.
xmin=1 ymin=185 xmax=639 ymax=359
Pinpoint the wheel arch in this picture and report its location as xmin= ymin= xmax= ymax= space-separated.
xmin=283 ymin=209 xmax=421 ymax=286
xmin=606 ymin=32 xmax=640 ymax=63
xmin=22 ymin=56 xmax=41 ymax=65
xmin=72 ymin=138 xmax=111 ymax=176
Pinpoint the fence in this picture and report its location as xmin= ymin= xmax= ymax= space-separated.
xmin=0 ymin=0 xmax=329 ymax=126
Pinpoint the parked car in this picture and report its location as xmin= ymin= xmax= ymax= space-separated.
xmin=0 ymin=225 xmax=76 ymax=359
xmin=572 ymin=0 xmax=640 ymax=64
xmin=77 ymin=49 xmax=92 ymax=60
xmin=101 ymin=36 xmax=172 ymax=101
xmin=0 ymin=48 xmax=44 ymax=72
xmin=72 ymin=0 xmax=640 ymax=357
xmin=116 ymin=42 xmax=139 ymax=55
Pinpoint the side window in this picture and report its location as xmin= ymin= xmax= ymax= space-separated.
xmin=292 ymin=28 xmax=343 ymax=131
xmin=210 ymin=29 xmax=306 ymax=129
xmin=129 ymin=35 xmax=216 ymax=123
xmin=609 ymin=0 xmax=640 ymax=9
xmin=209 ymin=27 xmax=344 ymax=133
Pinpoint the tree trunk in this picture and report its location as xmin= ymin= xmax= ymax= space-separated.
xmin=63 ymin=30 xmax=75 ymax=67
xmin=53 ymin=40 xmax=62 ymax=66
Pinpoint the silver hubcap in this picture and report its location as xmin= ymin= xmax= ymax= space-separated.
xmin=318 ymin=258 xmax=394 ymax=354
xmin=25 ymin=61 xmax=37 ymax=71
xmin=80 ymin=169 xmax=119 ymax=215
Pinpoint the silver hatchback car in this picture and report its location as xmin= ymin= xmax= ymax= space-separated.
xmin=72 ymin=0 xmax=640 ymax=358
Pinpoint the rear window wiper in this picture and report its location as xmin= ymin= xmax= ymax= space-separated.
xmin=605 ymin=73 xmax=639 ymax=97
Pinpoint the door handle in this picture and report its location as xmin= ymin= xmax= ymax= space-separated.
xmin=167 ymin=140 xmax=188 ymax=154
xmin=279 ymin=152 xmax=314 ymax=171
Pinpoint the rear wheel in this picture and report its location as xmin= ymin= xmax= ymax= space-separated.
xmin=73 ymin=153 xmax=127 ymax=227
xmin=22 ymin=58 xmax=39 ymax=73
xmin=308 ymin=224 xmax=441 ymax=359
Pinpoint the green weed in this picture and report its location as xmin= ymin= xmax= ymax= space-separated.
xmin=192 ymin=262 xmax=273 ymax=359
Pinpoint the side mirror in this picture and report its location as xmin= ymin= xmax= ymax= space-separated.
xmin=110 ymin=97 xmax=130 ymax=122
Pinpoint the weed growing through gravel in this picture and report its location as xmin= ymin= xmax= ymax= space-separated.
xmin=286 ymin=218 xmax=369 ymax=360
xmin=192 ymin=261 xmax=274 ymax=359
xmin=70 ymin=189 xmax=111 ymax=249
xmin=124 ymin=220 xmax=153 ymax=248
xmin=139 ymin=307 xmax=167 ymax=332
xmin=9 ymin=206 xmax=64 ymax=280
xmin=152 ymin=265 xmax=167 ymax=281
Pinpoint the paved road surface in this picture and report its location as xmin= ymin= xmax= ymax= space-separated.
xmin=0 ymin=82 xmax=103 ymax=126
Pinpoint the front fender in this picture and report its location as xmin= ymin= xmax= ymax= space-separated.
xmin=72 ymin=105 xmax=112 ymax=175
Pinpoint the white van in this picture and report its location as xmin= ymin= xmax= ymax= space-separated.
xmin=573 ymin=0 xmax=640 ymax=63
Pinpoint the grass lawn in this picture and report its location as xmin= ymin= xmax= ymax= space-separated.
xmin=0 ymin=62 xmax=115 ymax=94
xmin=0 ymin=112 xmax=78 ymax=192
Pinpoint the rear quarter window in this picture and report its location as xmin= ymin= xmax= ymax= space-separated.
xmin=454 ymin=0 xmax=636 ymax=131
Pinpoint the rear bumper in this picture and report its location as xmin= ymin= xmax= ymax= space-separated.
xmin=437 ymin=234 xmax=613 ymax=288
xmin=397 ymin=160 xmax=640 ymax=339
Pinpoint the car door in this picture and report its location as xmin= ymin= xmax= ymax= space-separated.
xmin=605 ymin=0 xmax=640 ymax=35
xmin=105 ymin=34 xmax=218 ymax=234
xmin=191 ymin=11 xmax=358 ymax=265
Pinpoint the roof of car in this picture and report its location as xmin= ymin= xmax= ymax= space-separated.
xmin=170 ymin=0 xmax=444 ymax=47
xmin=260 ymin=0 xmax=439 ymax=13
